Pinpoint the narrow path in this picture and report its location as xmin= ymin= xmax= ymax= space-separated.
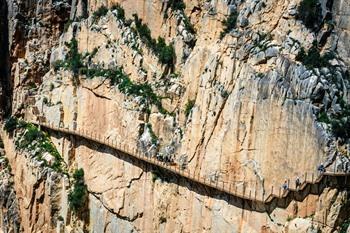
xmin=29 ymin=119 xmax=350 ymax=211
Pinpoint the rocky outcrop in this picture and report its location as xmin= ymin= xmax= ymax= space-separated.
xmin=0 ymin=143 xmax=21 ymax=233
xmin=1 ymin=130 xmax=68 ymax=233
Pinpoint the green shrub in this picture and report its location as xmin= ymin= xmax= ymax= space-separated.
xmin=146 ymin=124 xmax=159 ymax=145
xmin=4 ymin=117 xmax=18 ymax=133
xmin=10 ymin=120 xmax=64 ymax=172
xmin=156 ymin=37 xmax=175 ymax=66
xmin=19 ymin=124 xmax=43 ymax=149
xmin=54 ymin=38 xmax=83 ymax=82
xmin=111 ymin=4 xmax=125 ymax=22
xmin=90 ymin=47 xmax=98 ymax=58
xmin=80 ymin=66 xmax=169 ymax=114
xmin=67 ymin=38 xmax=83 ymax=76
xmin=133 ymin=14 xmax=153 ymax=43
xmin=297 ymin=0 xmax=322 ymax=30
xmin=296 ymin=44 xmax=334 ymax=69
xmin=63 ymin=20 xmax=72 ymax=32
xmin=93 ymin=6 xmax=108 ymax=20
xmin=220 ymin=11 xmax=238 ymax=39
xmin=317 ymin=111 xmax=330 ymax=124
xmin=163 ymin=0 xmax=196 ymax=38
xmin=168 ymin=0 xmax=185 ymax=11
xmin=184 ymin=100 xmax=195 ymax=118
xmin=68 ymin=168 xmax=87 ymax=213
xmin=340 ymin=219 xmax=350 ymax=233
xmin=317 ymin=99 xmax=350 ymax=144
xmin=52 ymin=60 xmax=66 ymax=71
xmin=221 ymin=90 xmax=229 ymax=98
xmin=132 ymin=14 xmax=175 ymax=65
xmin=330 ymin=102 xmax=350 ymax=141
xmin=54 ymin=27 xmax=170 ymax=114
xmin=182 ymin=14 xmax=196 ymax=34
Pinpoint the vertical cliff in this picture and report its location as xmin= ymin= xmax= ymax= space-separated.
xmin=0 ymin=0 xmax=11 ymax=117
xmin=1 ymin=0 xmax=350 ymax=232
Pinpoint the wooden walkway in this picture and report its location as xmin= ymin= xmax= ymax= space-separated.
xmin=29 ymin=120 xmax=350 ymax=206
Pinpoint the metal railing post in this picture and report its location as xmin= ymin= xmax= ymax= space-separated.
xmin=255 ymin=187 xmax=257 ymax=200
xmin=271 ymin=185 xmax=274 ymax=196
xmin=305 ymin=172 xmax=308 ymax=183
xmin=243 ymin=183 xmax=246 ymax=197
xmin=279 ymin=187 xmax=281 ymax=198
xmin=262 ymin=190 xmax=264 ymax=202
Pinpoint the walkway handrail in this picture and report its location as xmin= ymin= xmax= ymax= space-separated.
xmin=28 ymin=119 xmax=350 ymax=205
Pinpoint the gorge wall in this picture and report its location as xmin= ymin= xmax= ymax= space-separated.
xmin=1 ymin=0 xmax=350 ymax=232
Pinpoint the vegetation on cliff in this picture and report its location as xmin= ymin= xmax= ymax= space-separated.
xmin=295 ymin=43 xmax=350 ymax=144
xmin=92 ymin=6 xmax=108 ymax=20
xmin=318 ymin=101 xmax=350 ymax=144
xmin=184 ymin=99 xmax=195 ymax=118
xmin=91 ymin=4 xmax=175 ymax=66
xmin=4 ymin=117 xmax=64 ymax=172
xmin=296 ymin=43 xmax=334 ymax=69
xmin=68 ymin=168 xmax=88 ymax=213
xmin=54 ymin=38 xmax=172 ymax=115
xmin=132 ymin=14 xmax=175 ymax=66
xmin=220 ymin=10 xmax=238 ymax=39
xmin=297 ymin=0 xmax=322 ymax=30
xmin=163 ymin=0 xmax=196 ymax=35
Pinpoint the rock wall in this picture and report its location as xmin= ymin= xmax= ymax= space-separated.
xmin=0 ymin=131 xmax=68 ymax=233
xmin=0 ymin=0 xmax=11 ymax=117
xmin=2 ymin=0 xmax=350 ymax=232
xmin=333 ymin=0 xmax=350 ymax=66
xmin=0 ymin=142 xmax=21 ymax=233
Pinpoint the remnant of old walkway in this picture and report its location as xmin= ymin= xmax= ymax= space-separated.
xmin=29 ymin=119 xmax=350 ymax=212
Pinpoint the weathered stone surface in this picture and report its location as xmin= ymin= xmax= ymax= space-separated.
xmin=2 ymin=0 xmax=350 ymax=232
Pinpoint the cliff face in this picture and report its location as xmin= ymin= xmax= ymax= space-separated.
xmin=0 ymin=0 xmax=11 ymax=116
xmin=1 ymin=0 xmax=350 ymax=232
